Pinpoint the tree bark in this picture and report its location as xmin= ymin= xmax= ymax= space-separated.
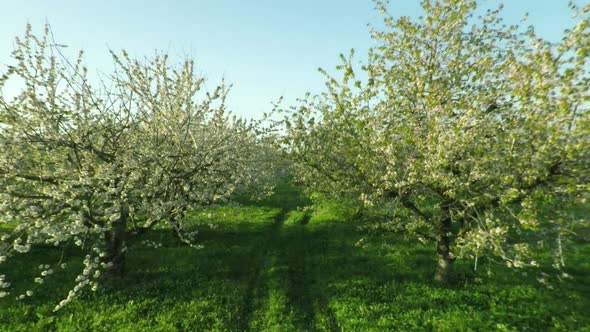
xmin=434 ymin=217 xmax=454 ymax=283
xmin=104 ymin=202 xmax=129 ymax=277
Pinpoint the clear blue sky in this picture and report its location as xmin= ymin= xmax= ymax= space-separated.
xmin=1 ymin=0 xmax=585 ymax=119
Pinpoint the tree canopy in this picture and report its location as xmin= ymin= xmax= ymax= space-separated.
xmin=280 ymin=0 xmax=590 ymax=282
xmin=0 ymin=25 xmax=276 ymax=308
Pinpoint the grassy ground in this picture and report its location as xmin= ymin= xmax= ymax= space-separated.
xmin=0 ymin=182 xmax=589 ymax=331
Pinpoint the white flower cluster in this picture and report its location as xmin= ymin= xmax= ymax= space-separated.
xmin=141 ymin=240 xmax=163 ymax=249
xmin=0 ymin=275 xmax=10 ymax=297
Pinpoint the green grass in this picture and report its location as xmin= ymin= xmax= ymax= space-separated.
xmin=0 ymin=183 xmax=589 ymax=331
xmin=283 ymin=210 xmax=309 ymax=226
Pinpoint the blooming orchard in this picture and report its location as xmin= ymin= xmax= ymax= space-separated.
xmin=281 ymin=0 xmax=589 ymax=282
xmin=0 ymin=25 xmax=276 ymax=309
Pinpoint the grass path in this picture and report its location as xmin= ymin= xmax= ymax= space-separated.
xmin=246 ymin=211 xmax=341 ymax=331
xmin=237 ymin=209 xmax=286 ymax=330
xmin=279 ymin=220 xmax=339 ymax=332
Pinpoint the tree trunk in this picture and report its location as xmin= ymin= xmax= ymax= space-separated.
xmin=434 ymin=217 xmax=454 ymax=283
xmin=104 ymin=203 xmax=129 ymax=277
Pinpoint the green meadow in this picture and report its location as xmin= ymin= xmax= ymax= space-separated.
xmin=1 ymin=181 xmax=588 ymax=331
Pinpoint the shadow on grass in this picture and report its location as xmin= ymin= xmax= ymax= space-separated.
xmin=2 ymin=196 xmax=589 ymax=331
xmin=298 ymin=219 xmax=590 ymax=331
